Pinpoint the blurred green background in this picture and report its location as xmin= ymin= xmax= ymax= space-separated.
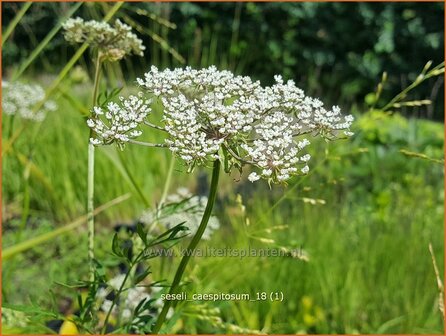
xmin=3 ymin=2 xmax=444 ymax=119
xmin=2 ymin=2 xmax=445 ymax=334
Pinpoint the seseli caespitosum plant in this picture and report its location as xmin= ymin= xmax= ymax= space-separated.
xmin=62 ymin=17 xmax=145 ymax=281
xmin=87 ymin=65 xmax=354 ymax=332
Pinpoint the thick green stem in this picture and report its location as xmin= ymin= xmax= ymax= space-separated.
xmin=87 ymin=54 xmax=102 ymax=280
xmin=152 ymin=160 xmax=221 ymax=334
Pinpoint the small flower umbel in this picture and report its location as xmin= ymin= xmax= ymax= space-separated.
xmin=87 ymin=94 xmax=151 ymax=149
xmin=2 ymin=81 xmax=57 ymax=122
xmin=87 ymin=66 xmax=353 ymax=332
xmin=63 ymin=17 xmax=145 ymax=61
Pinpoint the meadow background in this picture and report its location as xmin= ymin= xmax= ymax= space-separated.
xmin=2 ymin=2 xmax=445 ymax=334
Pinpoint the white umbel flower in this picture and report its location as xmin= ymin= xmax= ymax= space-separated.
xmin=87 ymin=66 xmax=354 ymax=184
xmin=2 ymin=81 xmax=57 ymax=121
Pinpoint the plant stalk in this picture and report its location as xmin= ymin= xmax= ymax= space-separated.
xmin=2 ymin=2 xmax=33 ymax=47
xmin=101 ymin=265 xmax=132 ymax=333
xmin=159 ymin=154 xmax=175 ymax=209
xmin=87 ymin=53 xmax=102 ymax=280
xmin=152 ymin=159 xmax=221 ymax=334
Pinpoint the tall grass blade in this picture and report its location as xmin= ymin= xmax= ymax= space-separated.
xmin=2 ymin=194 xmax=131 ymax=260
xmin=2 ymin=2 xmax=32 ymax=47
xmin=12 ymin=2 xmax=84 ymax=80
xmin=14 ymin=149 xmax=55 ymax=195
xmin=121 ymin=14 xmax=185 ymax=64
xmin=101 ymin=146 xmax=150 ymax=207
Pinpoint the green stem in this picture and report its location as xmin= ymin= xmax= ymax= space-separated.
xmin=18 ymin=163 xmax=31 ymax=242
xmin=101 ymin=265 xmax=132 ymax=334
xmin=159 ymin=154 xmax=175 ymax=208
xmin=87 ymin=143 xmax=95 ymax=279
xmin=154 ymin=154 xmax=175 ymax=282
xmin=7 ymin=116 xmax=15 ymax=141
xmin=87 ymin=54 xmax=102 ymax=281
xmin=2 ymin=2 xmax=33 ymax=47
xmin=101 ymin=241 xmax=148 ymax=333
xmin=117 ymin=149 xmax=151 ymax=208
xmin=92 ymin=53 xmax=102 ymax=107
xmin=149 ymin=154 xmax=176 ymax=234
xmin=152 ymin=160 xmax=221 ymax=334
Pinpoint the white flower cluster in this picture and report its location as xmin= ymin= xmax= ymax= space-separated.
xmin=242 ymin=112 xmax=310 ymax=182
xmin=88 ymin=66 xmax=354 ymax=184
xmin=63 ymin=17 xmax=145 ymax=61
xmin=2 ymin=81 xmax=57 ymax=121
xmin=140 ymin=188 xmax=220 ymax=240
xmin=87 ymin=94 xmax=151 ymax=148
xmin=136 ymin=66 xmax=264 ymax=165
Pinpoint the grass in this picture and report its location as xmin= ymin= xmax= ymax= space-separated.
xmin=2 ymin=78 xmax=443 ymax=333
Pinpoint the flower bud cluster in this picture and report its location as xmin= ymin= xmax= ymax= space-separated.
xmin=63 ymin=18 xmax=145 ymax=61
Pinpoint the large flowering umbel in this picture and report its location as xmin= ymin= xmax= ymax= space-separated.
xmin=2 ymin=81 xmax=57 ymax=122
xmin=88 ymin=66 xmax=354 ymax=184
xmin=63 ymin=17 xmax=145 ymax=61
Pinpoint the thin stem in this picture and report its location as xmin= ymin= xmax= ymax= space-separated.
xmin=101 ymin=265 xmax=132 ymax=334
xmin=144 ymin=120 xmax=168 ymax=132
xmin=128 ymin=139 xmax=167 ymax=148
xmin=7 ymin=115 xmax=16 ymax=141
xmin=87 ymin=54 xmax=102 ymax=281
xmin=101 ymin=243 xmax=147 ymax=333
xmin=2 ymin=2 xmax=33 ymax=47
xmin=92 ymin=53 xmax=102 ymax=108
xmin=149 ymin=154 xmax=176 ymax=234
xmin=18 ymin=162 xmax=31 ymax=242
xmin=117 ymin=149 xmax=151 ymax=208
xmin=87 ymin=143 xmax=95 ymax=279
xmin=152 ymin=160 xmax=221 ymax=334
xmin=159 ymin=154 xmax=175 ymax=208
xmin=381 ymin=62 xmax=445 ymax=112
xmin=224 ymin=145 xmax=255 ymax=165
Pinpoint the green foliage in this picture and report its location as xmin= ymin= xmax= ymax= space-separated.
xmin=3 ymin=2 xmax=444 ymax=118
xmin=1 ymin=2 xmax=444 ymax=334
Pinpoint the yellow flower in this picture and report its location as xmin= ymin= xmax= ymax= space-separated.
xmin=59 ymin=316 xmax=78 ymax=335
